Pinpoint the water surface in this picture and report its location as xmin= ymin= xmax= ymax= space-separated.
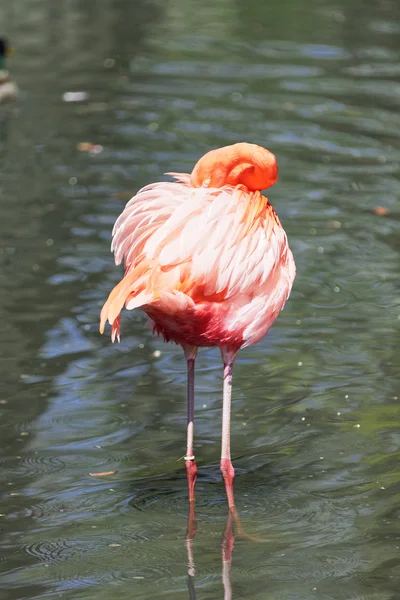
xmin=1 ymin=0 xmax=400 ymax=599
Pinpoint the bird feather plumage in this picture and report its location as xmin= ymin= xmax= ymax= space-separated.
xmin=100 ymin=164 xmax=295 ymax=350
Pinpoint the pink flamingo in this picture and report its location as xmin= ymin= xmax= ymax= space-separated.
xmin=100 ymin=142 xmax=296 ymax=509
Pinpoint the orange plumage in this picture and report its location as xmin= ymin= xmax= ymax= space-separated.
xmin=100 ymin=142 xmax=295 ymax=350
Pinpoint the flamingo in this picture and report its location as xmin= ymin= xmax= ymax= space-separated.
xmin=100 ymin=142 xmax=296 ymax=509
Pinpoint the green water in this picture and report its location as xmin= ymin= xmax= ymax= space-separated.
xmin=0 ymin=0 xmax=399 ymax=598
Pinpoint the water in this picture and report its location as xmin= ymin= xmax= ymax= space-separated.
xmin=1 ymin=0 xmax=399 ymax=598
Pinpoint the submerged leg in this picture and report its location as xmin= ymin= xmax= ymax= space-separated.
xmin=220 ymin=347 xmax=238 ymax=508
xmin=183 ymin=345 xmax=198 ymax=505
xmin=221 ymin=509 xmax=235 ymax=600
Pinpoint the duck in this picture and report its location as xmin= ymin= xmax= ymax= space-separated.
xmin=0 ymin=38 xmax=18 ymax=103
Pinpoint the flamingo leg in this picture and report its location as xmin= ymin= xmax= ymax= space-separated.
xmin=186 ymin=501 xmax=197 ymax=592
xmin=221 ymin=509 xmax=235 ymax=600
xmin=183 ymin=345 xmax=198 ymax=506
xmin=220 ymin=347 xmax=237 ymax=508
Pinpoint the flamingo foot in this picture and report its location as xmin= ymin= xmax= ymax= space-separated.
xmin=229 ymin=505 xmax=269 ymax=543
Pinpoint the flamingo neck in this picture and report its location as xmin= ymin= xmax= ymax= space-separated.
xmin=190 ymin=142 xmax=278 ymax=192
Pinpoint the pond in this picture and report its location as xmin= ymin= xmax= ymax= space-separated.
xmin=0 ymin=0 xmax=399 ymax=598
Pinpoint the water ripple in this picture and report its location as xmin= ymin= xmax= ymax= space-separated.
xmin=25 ymin=540 xmax=78 ymax=564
